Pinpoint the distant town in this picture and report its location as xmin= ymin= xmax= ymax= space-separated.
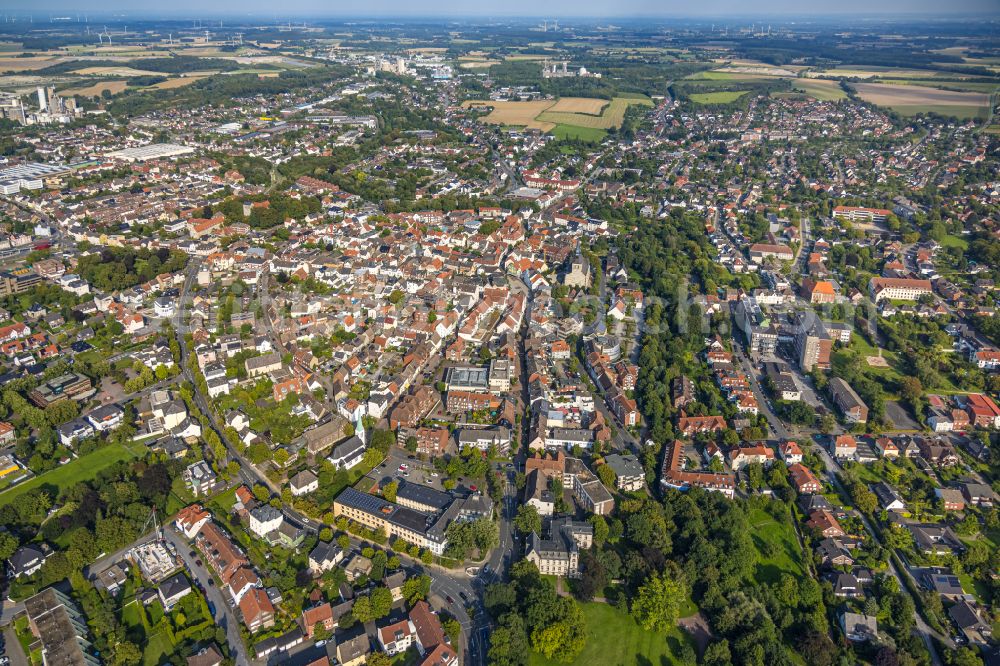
xmin=0 ymin=11 xmax=998 ymax=666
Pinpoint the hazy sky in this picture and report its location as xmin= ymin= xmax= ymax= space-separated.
xmin=9 ymin=0 xmax=1000 ymax=17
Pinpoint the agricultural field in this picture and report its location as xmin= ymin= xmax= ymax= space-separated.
xmin=716 ymin=64 xmax=797 ymax=77
xmin=153 ymin=76 xmax=209 ymax=89
xmin=812 ymin=66 xmax=954 ymax=79
xmin=537 ymin=95 xmax=652 ymax=129
xmin=873 ymin=78 xmax=1000 ymax=94
xmin=464 ymin=96 xmax=650 ymax=134
xmin=457 ymin=55 xmax=498 ymax=69
xmin=73 ymin=66 xmax=166 ymax=77
xmin=461 ymin=99 xmax=557 ymax=130
xmin=528 ymin=602 xmax=697 ymax=666
xmin=62 ymin=80 xmax=129 ymax=97
xmin=850 ymin=82 xmax=991 ymax=118
xmin=546 ymin=97 xmax=609 ymax=114
xmin=0 ymin=56 xmax=60 ymax=72
xmin=793 ymin=78 xmax=848 ymax=101
xmin=686 ymin=70 xmax=781 ymax=82
xmin=689 ymin=90 xmax=750 ymax=104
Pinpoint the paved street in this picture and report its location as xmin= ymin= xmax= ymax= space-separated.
xmin=162 ymin=527 xmax=250 ymax=666
xmin=811 ymin=441 xmax=946 ymax=665
xmin=2 ymin=625 xmax=29 ymax=666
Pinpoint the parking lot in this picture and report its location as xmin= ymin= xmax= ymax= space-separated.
xmin=364 ymin=447 xmax=497 ymax=496
xmin=365 ymin=449 xmax=451 ymax=493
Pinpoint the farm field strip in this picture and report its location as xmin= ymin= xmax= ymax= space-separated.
xmin=689 ymin=90 xmax=750 ymax=104
xmin=537 ymin=96 xmax=652 ymax=128
xmin=850 ymin=82 xmax=990 ymax=117
xmin=792 ymin=79 xmax=848 ymax=101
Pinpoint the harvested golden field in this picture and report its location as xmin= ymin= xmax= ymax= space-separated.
xmin=547 ymin=97 xmax=609 ymax=114
xmin=461 ymin=99 xmax=557 ymax=130
xmin=62 ymin=80 xmax=128 ymax=97
xmin=852 ymin=82 xmax=989 ymax=108
xmin=152 ymin=76 xmax=208 ymax=89
xmin=0 ymin=57 xmax=59 ymax=72
xmin=464 ymin=95 xmax=651 ymax=133
xmin=537 ymin=96 xmax=652 ymax=129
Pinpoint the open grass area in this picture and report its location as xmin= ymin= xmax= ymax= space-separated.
xmin=0 ymin=443 xmax=141 ymax=508
xmin=847 ymin=335 xmax=903 ymax=381
xmin=748 ymin=508 xmax=806 ymax=583
xmin=527 ymin=602 xmax=696 ymax=666
xmin=142 ymin=630 xmax=175 ymax=666
xmin=122 ymin=599 xmax=145 ymax=631
xmin=939 ymin=233 xmax=969 ymax=250
xmin=689 ymin=90 xmax=750 ymax=104
xmin=205 ymin=485 xmax=238 ymax=516
xmin=551 ymin=124 xmax=607 ymax=141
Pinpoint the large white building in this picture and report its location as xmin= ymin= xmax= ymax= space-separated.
xmin=869 ymin=277 xmax=933 ymax=303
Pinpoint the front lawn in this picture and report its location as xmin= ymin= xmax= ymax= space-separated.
xmin=527 ymin=602 xmax=696 ymax=666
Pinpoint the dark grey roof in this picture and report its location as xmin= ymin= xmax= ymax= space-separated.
xmin=396 ymin=480 xmax=452 ymax=511
xmin=159 ymin=572 xmax=191 ymax=599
